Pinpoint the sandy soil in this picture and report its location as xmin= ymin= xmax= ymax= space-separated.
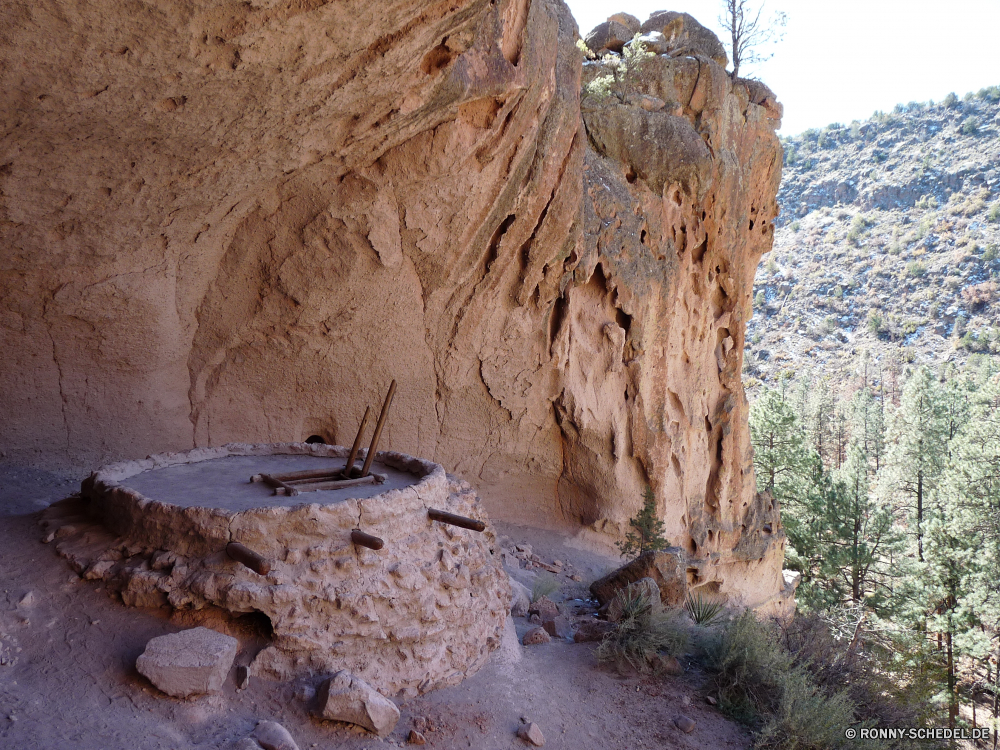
xmin=0 ymin=462 xmax=751 ymax=750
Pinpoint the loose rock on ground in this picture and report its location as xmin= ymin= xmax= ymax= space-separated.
xmin=313 ymin=670 xmax=400 ymax=736
xmin=135 ymin=627 xmax=238 ymax=698
xmin=517 ymin=721 xmax=546 ymax=746
xmin=252 ymin=720 xmax=300 ymax=750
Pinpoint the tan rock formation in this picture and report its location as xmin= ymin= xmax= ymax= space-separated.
xmin=1 ymin=2 xmax=789 ymax=613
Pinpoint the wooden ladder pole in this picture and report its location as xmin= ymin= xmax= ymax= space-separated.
xmin=428 ymin=508 xmax=486 ymax=532
xmin=342 ymin=405 xmax=372 ymax=478
xmin=360 ymin=380 xmax=396 ymax=477
xmin=350 ymin=529 xmax=384 ymax=551
xmin=226 ymin=542 xmax=272 ymax=575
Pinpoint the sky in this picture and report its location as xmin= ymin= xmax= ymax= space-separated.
xmin=563 ymin=0 xmax=1000 ymax=135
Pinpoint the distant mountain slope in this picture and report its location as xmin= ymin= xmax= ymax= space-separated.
xmin=746 ymin=88 xmax=1000 ymax=388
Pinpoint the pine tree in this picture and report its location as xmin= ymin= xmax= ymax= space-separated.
xmin=934 ymin=373 xmax=1000 ymax=726
xmin=617 ymin=487 xmax=668 ymax=559
xmin=749 ymin=384 xmax=813 ymax=504
xmin=878 ymin=367 xmax=953 ymax=562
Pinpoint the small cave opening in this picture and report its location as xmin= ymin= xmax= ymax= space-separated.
xmin=236 ymin=610 xmax=274 ymax=640
xmin=304 ymin=435 xmax=326 ymax=445
xmin=420 ymin=42 xmax=454 ymax=76
xmin=615 ymin=307 xmax=632 ymax=336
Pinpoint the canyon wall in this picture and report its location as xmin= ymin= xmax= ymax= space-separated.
xmin=0 ymin=1 xmax=789 ymax=610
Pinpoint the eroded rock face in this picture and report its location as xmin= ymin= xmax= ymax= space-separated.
xmin=572 ymin=34 xmax=790 ymax=615
xmin=2 ymin=3 xmax=789 ymax=613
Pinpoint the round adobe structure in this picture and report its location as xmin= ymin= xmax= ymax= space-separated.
xmin=41 ymin=442 xmax=510 ymax=695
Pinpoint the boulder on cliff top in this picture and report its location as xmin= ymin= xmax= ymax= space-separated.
xmin=314 ymin=671 xmax=400 ymax=736
xmin=607 ymin=13 xmax=641 ymax=34
xmin=640 ymin=11 xmax=728 ymax=66
xmin=585 ymin=20 xmax=634 ymax=54
xmin=135 ymin=627 xmax=238 ymax=698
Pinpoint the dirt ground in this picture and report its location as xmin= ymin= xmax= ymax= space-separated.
xmin=0 ymin=462 xmax=751 ymax=750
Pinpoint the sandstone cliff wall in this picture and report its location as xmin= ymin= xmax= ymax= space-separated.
xmin=1 ymin=1 xmax=788 ymax=610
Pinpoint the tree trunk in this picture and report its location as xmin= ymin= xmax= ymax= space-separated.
xmin=993 ymin=642 xmax=999 ymax=750
xmin=948 ymin=626 xmax=957 ymax=730
xmin=917 ymin=470 xmax=924 ymax=562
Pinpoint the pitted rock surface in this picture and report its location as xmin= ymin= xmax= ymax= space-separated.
xmin=42 ymin=443 xmax=510 ymax=694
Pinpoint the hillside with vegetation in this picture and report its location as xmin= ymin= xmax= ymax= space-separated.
xmin=744 ymin=86 xmax=1000 ymax=738
xmin=745 ymin=86 xmax=1000 ymax=391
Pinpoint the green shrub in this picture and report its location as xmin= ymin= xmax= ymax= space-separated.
xmin=943 ymin=91 xmax=958 ymax=108
xmin=867 ymin=311 xmax=883 ymax=334
xmin=978 ymin=85 xmax=1000 ymax=103
xmin=906 ymin=261 xmax=927 ymax=278
xmin=790 ymin=221 xmax=800 ymax=232
xmin=621 ymin=35 xmax=654 ymax=65
xmin=753 ymin=666 xmax=857 ymax=750
xmin=685 ymin=593 xmax=724 ymax=625
xmin=703 ymin=611 xmax=791 ymax=724
xmin=984 ymin=244 xmax=998 ymax=262
xmin=583 ymin=74 xmax=614 ymax=99
xmin=915 ymin=194 xmax=938 ymax=210
xmin=987 ymin=204 xmax=1000 ymax=223
xmin=961 ymin=116 xmax=979 ymax=135
xmin=703 ymin=613 xmax=860 ymax=748
xmin=755 ymin=290 xmax=766 ymax=308
xmin=597 ymin=588 xmax=689 ymax=671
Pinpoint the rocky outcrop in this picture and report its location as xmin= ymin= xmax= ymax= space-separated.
xmin=569 ymin=24 xmax=789 ymax=613
xmin=1 ymin=3 xmax=789 ymax=613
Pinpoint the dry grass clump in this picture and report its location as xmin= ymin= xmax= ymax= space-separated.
xmin=596 ymin=587 xmax=689 ymax=672
xmin=701 ymin=612 xmax=860 ymax=749
xmin=530 ymin=573 xmax=559 ymax=603
xmin=961 ymin=280 xmax=997 ymax=307
xmin=700 ymin=611 xmax=934 ymax=749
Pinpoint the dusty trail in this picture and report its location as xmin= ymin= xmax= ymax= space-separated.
xmin=0 ymin=463 xmax=749 ymax=749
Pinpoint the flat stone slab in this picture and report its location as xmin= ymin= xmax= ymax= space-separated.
xmin=122 ymin=454 xmax=416 ymax=512
xmin=136 ymin=627 xmax=238 ymax=698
